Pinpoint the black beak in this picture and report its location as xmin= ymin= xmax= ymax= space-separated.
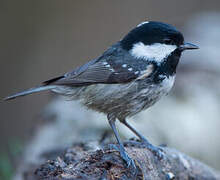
xmin=179 ymin=42 xmax=199 ymax=51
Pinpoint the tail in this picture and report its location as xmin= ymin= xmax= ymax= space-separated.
xmin=3 ymin=75 xmax=65 ymax=100
xmin=3 ymin=85 xmax=56 ymax=101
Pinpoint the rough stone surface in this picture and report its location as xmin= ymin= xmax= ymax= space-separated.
xmin=23 ymin=141 xmax=220 ymax=180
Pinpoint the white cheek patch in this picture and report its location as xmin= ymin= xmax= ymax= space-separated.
xmin=130 ymin=42 xmax=177 ymax=63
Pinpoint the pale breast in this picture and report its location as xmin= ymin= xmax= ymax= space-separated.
xmin=158 ymin=75 xmax=176 ymax=95
xmin=127 ymin=75 xmax=176 ymax=116
xmin=78 ymin=75 xmax=176 ymax=119
xmin=51 ymin=75 xmax=175 ymax=119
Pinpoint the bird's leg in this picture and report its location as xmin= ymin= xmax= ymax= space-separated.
xmin=107 ymin=114 xmax=136 ymax=169
xmin=120 ymin=119 xmax=164 ymax=160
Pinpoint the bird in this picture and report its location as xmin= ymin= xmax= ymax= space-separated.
xmin=4 ymin=21 xmax=199 ymax=169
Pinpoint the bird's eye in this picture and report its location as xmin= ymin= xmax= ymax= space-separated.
xmin=163 ymin=39 xmax=174 ymax=45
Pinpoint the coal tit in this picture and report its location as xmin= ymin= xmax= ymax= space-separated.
xmin=4 ymin=21 xmax=199 ymax=168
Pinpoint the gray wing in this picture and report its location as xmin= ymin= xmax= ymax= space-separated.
xmin=44 ymin=61 xmax=137 ymax=86
xmin=44 ymin=45 xmax=154 ymax=86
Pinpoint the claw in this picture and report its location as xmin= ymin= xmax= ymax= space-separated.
xmin=141 ymin=140 xmax=165 ymax=160
xmin=109 ymin=144 xmax=137 ymax=170
xmin=118 ymin=146 xmax=138 ymax=177
xmin=124 ymin=140 xmax=164 ymax=160
xmin=120 ymin=120 xmax=165 ymax=160
xmin=119 ymin=148 xmax=135 ymax=168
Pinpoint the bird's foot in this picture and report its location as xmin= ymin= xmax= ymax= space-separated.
xmin=124 ymin=139 xmax=164 ymax=160
xmin=108 ymin=144 xmax=137 ymax=174
xmin=140 ymin=139 xmax=164 ymax=160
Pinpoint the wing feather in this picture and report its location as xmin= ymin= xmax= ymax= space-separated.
xmin=49 ymin=60 xmax=136 ymax=86
xmin=44 ymin=44 xmax=154 ymax=86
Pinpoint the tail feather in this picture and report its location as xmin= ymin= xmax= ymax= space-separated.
xmin=3 ymin=85 xmax=56 ymax=101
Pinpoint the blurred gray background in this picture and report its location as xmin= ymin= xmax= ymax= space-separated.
xmin=1 ymin=0 xmax=220 ymax=179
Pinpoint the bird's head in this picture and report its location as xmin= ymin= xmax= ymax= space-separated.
xmin=121 ymin=21 xmax=199 ymax=64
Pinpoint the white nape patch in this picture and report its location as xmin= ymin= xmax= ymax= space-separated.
xmin=128 ymin=68 xmax=133 ymax=71
xmin=122 ymin=64 xmax=127 ymax=68
xmin=137 ymin=21 xmax=149 ymax=27
xmin=130 ymin=42 xmax=177 ymax=63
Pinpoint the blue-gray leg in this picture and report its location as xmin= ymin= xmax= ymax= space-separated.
xmin=107 ymin=114 xmax=136 ymax=169
xmin=121 ymin=119 xmax=164 ymax=160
